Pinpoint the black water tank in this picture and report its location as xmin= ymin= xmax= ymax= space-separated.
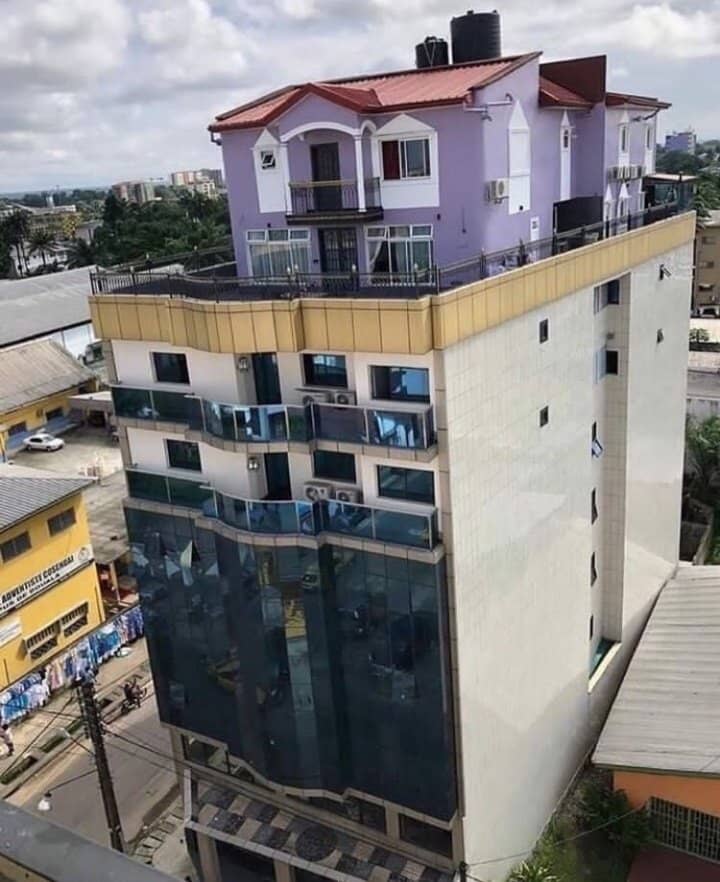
xmin=415 ymin=36 xmax=449 ymax=69
xmin=451 ymin=10 xmax=501 ymax=63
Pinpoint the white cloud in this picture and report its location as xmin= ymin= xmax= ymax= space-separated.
xmin=0 ymin=0 xmax=718 ymax=191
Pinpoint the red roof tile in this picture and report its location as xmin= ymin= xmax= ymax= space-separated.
xmin=210 ymin=54 xmax=539 ymax=132
xmin=606 ymin=90 xmax=671 ymax=110
xmin=538 ymin=76 xmax=592 ymax=109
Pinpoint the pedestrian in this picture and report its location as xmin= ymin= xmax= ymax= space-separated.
xmin=0 ymin=724 xmax=14 ymax=757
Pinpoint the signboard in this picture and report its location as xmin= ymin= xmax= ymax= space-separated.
xmin=0 ymin=546 xmax=93 ymax=615
xmin=0 ymin=618 xmax=21 ymax=647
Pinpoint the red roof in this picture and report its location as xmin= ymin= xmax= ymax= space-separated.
xmin=538 ymin=76 xmax=592 ymax=109
xmin=606 ymin=91 xmax=671 ymax=110
xmin=211 ymin=54 xmax=539 ymax=132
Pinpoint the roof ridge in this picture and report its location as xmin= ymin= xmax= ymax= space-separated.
xmin=323 ymin=52 xmax=533 ymax=86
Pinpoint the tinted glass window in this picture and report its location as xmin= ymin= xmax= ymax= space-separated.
xmin=539 ymin=319 xmax=549 ymax=343
xmin=313 ymin=451 xmax=356 ymax=483
xmin=1 ymin=531 xmax=31 ymax=562
xmin=605 ymin=350 xmax=619 ymax=375
xmin=378 ymin=466 xmax=434 ymax=504
xmin=399 ymin=814 xmax=453 ymax=857
xmin=371 ymin=366 xmax=430 ymax=402
xmin=153 ymin=352 xmax=190 ymax=384
xmin=166 ymin=439 xmax=201 ymax=471
xmin=8 ymin=422 xmax=26 ymax=437
xmin=45 ymin=407 xmax=64 ymax=421
xmin=303 ymin=354 xmax=347 ymax=387
xmin=48 ymin=507 xmax=76 ymax=536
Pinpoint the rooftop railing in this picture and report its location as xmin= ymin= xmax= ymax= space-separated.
xmin=125 ymin=469 xmax=439 ymax=550
xmin=111 ymin=386 xmax=436 ymax=450
xmin=90 ymin=202 xmax=680 ymax=302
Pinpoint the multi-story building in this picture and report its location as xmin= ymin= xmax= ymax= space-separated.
xmin=694 ymin=210 xmax=720 ymax=312
xmin=111 ymin=180 xmax=156 ymax=205
xmin=664 ymin=128 xmax=697 ymax=154
xmin=0 ymin=464 xmax=104 ymax=687
xmin=92 ymin=12 xmax=693 ymax=882
xmin=170 ymin=170 xmax=219 ymax=198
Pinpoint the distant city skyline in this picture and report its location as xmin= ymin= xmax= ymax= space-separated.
xmin=2 ymin=0 xmax=719 ymax=192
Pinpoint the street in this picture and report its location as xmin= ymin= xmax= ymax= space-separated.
xmin=8 ymin=688 xmax=178 ymax=850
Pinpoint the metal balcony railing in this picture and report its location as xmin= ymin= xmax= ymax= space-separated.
xmin=111 ymin=386 xmax=436 ymax=450
xmin=288 ymin=178 xmax=381 ymax=215
xmin=125 ymin=469 xmax=439 ymax=550
xmin=90 ymin=202 xmax=682 ymax=302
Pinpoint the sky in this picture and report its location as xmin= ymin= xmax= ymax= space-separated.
xmin=1 ymin=0 xmax=718 ymax=193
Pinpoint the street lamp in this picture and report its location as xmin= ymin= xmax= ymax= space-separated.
xmin=35 ymin=767 xmax=97 ymax=814
xmin=37 ymin=793 xmax=52 ymax=812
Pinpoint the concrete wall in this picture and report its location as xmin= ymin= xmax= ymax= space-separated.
xmin=442 ymin=238 xmax=691 ymax=879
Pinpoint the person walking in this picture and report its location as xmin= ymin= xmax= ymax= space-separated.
xmin=0 ymin=724 xmax=14 ymax=756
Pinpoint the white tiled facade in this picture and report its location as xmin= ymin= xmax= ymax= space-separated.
xmin=442 ymin=240 xmax=692 ymax=878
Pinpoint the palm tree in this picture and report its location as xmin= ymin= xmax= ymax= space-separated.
xmin=2 ymin=210 xmax=30 ymax=274
xmin=28 ymin=228 xmax=58 ymax=268
xmin=66 ymin=238 xmax=98 ymax=268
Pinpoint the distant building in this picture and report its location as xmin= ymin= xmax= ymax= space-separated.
xmin=170 ymin=168 xmax=222 ymax=197
xmin=0 ymin=464 xmax=104 ymax=686
xmin=665 ymin=129 xmax=696 ymax=154
xmin=111 ymin=180 xmax=155 ymax=205
xmin=695 ymin=210 xmax=720 ymax=311
xmin=0 ymin=339 xmax=97 ymax=457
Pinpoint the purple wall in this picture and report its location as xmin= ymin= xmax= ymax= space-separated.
xmin=220 ymin=59 xmax=667 ymax=277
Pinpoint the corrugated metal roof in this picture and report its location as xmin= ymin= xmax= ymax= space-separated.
xmin=688 ymin=369 xmax=720 ymax=399
xmin=0 ymin=463 xmax=92 ymax=532
xmin=593 ymin=567 xmax=720 ymax=774
xmin=538 ymin=76 xmax=592 ymax=108
xmin=0 ymin=266 xmax=94 ymax=348
xmin=211 ymin=55 xmax=537 ymax=131
xmin=0 ymin=339 xmax=95 ymax=414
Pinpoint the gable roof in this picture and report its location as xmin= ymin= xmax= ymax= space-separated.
xmin=606 ymin=90 xmax=671 ymax=110
xmin=211 ymin=54 xmax=540 ymax=132
xmin=0 ymin=464 xmax=93 ymax=532
xmin=594 ymin=567 xmax=720 ymax=775
xmin=0 ymin=266 xmax=95 ymax=348
xmin=0 ymin=339 xmax=95 ymax=414
xmin=538 ymin=76 xmax=593 ymax=109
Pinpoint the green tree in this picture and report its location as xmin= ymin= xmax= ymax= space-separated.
xmin=66 ymin=238 xmax=99 ymax=268
xmin=656 ymin=150 xmax=703 ymax=175
xmin=686 ymin=416 xmax=720 ymax=505
xmin=28 ymin=228 xmax=58 ymax=267
xmin=692 ymin=173 xmax=720 ymax=221
xmin=690 ymin=327 xmax=711 ymax=344
xmin=2 ymin=210 xmax=30 ymax=274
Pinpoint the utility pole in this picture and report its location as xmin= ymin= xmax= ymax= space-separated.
xmin=76 ymin=678 xmax=125 ymax=853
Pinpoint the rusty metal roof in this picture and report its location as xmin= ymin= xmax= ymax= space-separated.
xmin=211 ymin=54 xmax=538 ymax=132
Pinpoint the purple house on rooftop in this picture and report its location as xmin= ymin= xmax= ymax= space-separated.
xmin=210 ymin=13 xmax=669 ymax=284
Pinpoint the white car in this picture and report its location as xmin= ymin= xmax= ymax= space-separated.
xmin=23 ymin=433 xmax=65 ymax=452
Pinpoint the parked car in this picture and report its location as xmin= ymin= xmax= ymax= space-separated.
xmin=23 ymin=433 xmax=65 ymax=452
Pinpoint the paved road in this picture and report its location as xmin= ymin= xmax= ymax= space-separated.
xmin=8 ymin=690 xmax=178 ymax=849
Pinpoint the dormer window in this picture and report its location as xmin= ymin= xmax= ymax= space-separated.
xmin=381 ymin=138 xmax=431 ymax=180
xmin=259 ymin=150 xmax=276 ymax=170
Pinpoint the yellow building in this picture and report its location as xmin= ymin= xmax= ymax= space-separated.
xmin=0 ymin=339 xmax=97 ymax=459
xmin=0 ymin=464 xmax=104 ymax=686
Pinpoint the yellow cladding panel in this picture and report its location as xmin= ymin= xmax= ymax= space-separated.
xmin=0 ymin=493 xmax=104 ymax=688
xmin=89 ymin=213 xmax=695 ymax=355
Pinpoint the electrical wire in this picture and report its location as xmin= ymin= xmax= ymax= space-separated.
xmin=2 ymin=693 xmax=76 ymax=778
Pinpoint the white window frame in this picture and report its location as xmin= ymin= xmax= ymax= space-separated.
xmin=245 ymin=228 xmax=311 ymax=278
xmin=365 ymin=225 xmax=434 ymax=279
xmin=380 ymin=137 xmax=432 ymax=181
xmin=259 ymin=150 xmax=277 ymax=170
xmin=619 ymin=125 xmax=628 ymax=154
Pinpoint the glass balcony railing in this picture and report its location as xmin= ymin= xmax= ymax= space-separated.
xmin=126 ymin=470 xmax=438 ymax=550
xmin=112 ymin=386 xmax=435 ymax=450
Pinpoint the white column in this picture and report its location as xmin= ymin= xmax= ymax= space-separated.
xmin=354 ymin=136 xmax=366 ymax=212
xmin=279 ymin=141 xmax=291 ymax=213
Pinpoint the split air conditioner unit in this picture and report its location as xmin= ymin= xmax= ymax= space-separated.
xmin=300 ymin=390 xmax=331 ymax=406
xmin=304 ymin=481 xmax=334 ymax=502
xmin=335 ymin=487 xmax=362 ymax=504
xmin=487 ymin=178 xmax=509 ymax=202
xmin=330 ymin=390 xmax=357 ymax=406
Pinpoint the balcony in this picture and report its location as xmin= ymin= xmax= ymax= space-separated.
xmin=287 ymin=178 xmax=382 ymax=223
xmin=90 ymin=202 xmax=681 ymax=303
xmin=125 ymin=469 xmax=439 ymax=550
xmin=111 ymin=386 xmax=435 ymax=451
